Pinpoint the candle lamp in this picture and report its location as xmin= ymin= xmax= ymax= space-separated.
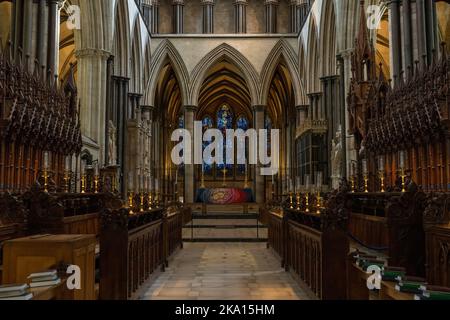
xmin=201 ymin=164 xmax=206 ymax=188
xmin=305 ymin=175 xmax=311 ymax=213
xmin=42 ymin=151 xmax=50 ymax=192
xmin=94 ymin=163 xmax=100 ymax=194
xmin=316 ymin=172 xmax=323 ymax=214
xmin=378 ymin=156 xmax=385 ymax=193
xmin=399 ymin=151 xmax=406 ymax=193
xmin=349 ymin=162 xmax=356 ymax=193
xmin=362 ymin=159 xmax=369 ymax=193
xmin=128 ymin=190 xmax=135 ymax=214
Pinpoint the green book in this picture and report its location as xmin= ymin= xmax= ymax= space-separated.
xmin=382 ymin=270 xmax=405 ymax=282
xmin=396 ymin=281 xmax=427 ymax=294
xmin=422 ymin=289 xmax=450 ymax=300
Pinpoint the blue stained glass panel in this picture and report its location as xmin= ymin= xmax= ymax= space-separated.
xmin=237 ymin=116 xmax=249 ymax=130
xmin=178 ymin=115 xmax=184 ymax=129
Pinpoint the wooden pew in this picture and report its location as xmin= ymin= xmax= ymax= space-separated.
xmin=267 ymin=208 xmax=285 ymax=266
xmin=99 ymin=203 xmax=184 ymax=300
xmin=348 ymin=193 xmax=390 ymax=249
xmin=266 ymin=189 xmax=350 ymax=300
xmin=22 ymin=183 xmax=123 ymax=237
xmin=0 ymin=192 xmax=28 ymax=284
xmin=423 ymin=193 xmax=450 ymax=287
xmin=164 ymin=202 xmax=184 ymax=265
xmin=284 ymin=206 xmax=349 ymax=300
xmin=344 ymin=184 xmax=427 ymax=277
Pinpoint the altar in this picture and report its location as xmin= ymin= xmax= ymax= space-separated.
xmin=195 ymin=188 xmax=254 ymax=204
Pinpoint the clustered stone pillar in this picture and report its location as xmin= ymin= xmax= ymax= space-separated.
xmin=202 ymin=0 xmax=215 ymax=34
xmin=253 ymin=105 xmax=266 ymax=203
xmin=308 ymin=93 xmax=323 ymax=121
xmin=184 ymin=106 xmax=196 ymax=204
xmin=265 ymin=0 xmax=278 ymax=34
xmin=11 ymin=0 xmax=59 ymax=77
xmin=142 ymin=0 xmax=159 ymax=34
xmin=389 ymin=0 xmax=402 ymax=86
xmin=172 ymin=0 xmax=184 ymax=34
xmin=234 ymin=0 xmax=247 ymax=34
xmin=402 ymin=0 xmax=413 ymax=78
xmin=289 ymin=0 xmax=307 ymax=33
xmin=76 ymin=48 xmax=111 ymax=167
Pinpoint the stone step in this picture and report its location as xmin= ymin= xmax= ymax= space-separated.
xmin=193 ymin=213 xmax=259 ymax=220
xmin=183 ymin=224 xmax=268 ymax=242
xmin=183 ymin=238 xmax=268 ymax=243
xmin=185 ymin=218 xmax=264 ymax=227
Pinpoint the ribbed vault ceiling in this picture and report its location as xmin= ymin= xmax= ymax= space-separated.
xmin=198 ymin=59 xmax=252 ymax=122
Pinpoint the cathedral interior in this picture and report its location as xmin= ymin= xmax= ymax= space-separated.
xmin=0 ymin=0 xmax=449 ymax=303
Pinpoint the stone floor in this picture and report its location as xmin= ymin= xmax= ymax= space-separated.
xmin=140 ymin=243 xmax=312 ymax=300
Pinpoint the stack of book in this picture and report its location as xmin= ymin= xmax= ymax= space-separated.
xmin=395 ymin=276 xmax=427 ymax=294
xmin=0 ymin=284 xmax=33 ymax=300
xmin=414 ymin=285 xmax=450 ymax=300
xmin=382 ymin=266 xmax=406 ymax=282
xmin=27 ymin=270 xmax=61 ymax=288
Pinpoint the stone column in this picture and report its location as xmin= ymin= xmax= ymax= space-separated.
xmin=289 ymin=0 xmax=303 ymax=33
xmin=202 ymin=0 xmax=215 ymax=34
xmin=142 ymin=0 xmax=159 ymax=34
xmin=389 ymin=0 xmax=402 ymax=85
xmin=37 ymin=0 xmax=48 ymax=73
xmin=47 ymin=0 xmax=58 ymax=77
xmin=424 ymin=0 xmax=437 ymax=64
xmin=402 ymin=0 xmax=413 ymax=77
xmin=234 ymin=0 xmax=247 ymax=34
xmin=76 ymin=48 xmax=111 ymax=167
xmin=265 ymin=0 xmax=278 ymax=33
xmin=172 ymin=0 xmax=184 ymax=34
xmin=337 ymin=55 xmax=347 ymax=178
xmin=22 ymin=0 xmax=33 ymax=69
xmin=184 ymin=106 xmax=196 ymax=204
xmin=253 ymin=105 xmax=266 ymax=203
xmin=340 ymin=49 xmax=357 ymax=176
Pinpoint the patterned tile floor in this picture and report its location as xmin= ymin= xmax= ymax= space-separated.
xmin=140 ymin=243 xmax=312 ymax=300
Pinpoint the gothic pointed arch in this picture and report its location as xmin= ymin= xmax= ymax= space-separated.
xmin=130 ymin=18 xmax=143 ymax=93
xmin=112 ymin=0 xmax=131 ymax=77
xmin=189 ymin=43 xmax=260 ymax=106
xmin=306 ymin=15 xmax=320 ymax=93
xmin=145 ymin=40 xmax=189 ymax=106
xmin=319 ymin=0 xmax=337 ymax=77
xmin=260 ymin=39 xmax=304 ymax=107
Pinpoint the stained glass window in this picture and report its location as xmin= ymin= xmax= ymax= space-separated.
xmin=217 ymin=105 xmax=233 ymax=175
xmin=237 ymin=116 xmax=249 ymax=130
xmin=202 ymin=116 xmax=214 ymax=174
xmin=236 ymin=116 xmax=249 ymax=175
xmin=178 ymin=114 xmax=184 ymax=129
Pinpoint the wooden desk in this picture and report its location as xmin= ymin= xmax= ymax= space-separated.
xmin=2 ymin=234 xmax=96 ymax=300
xmin=30 ymin=278 xmax=67 ymax=300
xmin=379 ymin=281 xmax=415 ymax=300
